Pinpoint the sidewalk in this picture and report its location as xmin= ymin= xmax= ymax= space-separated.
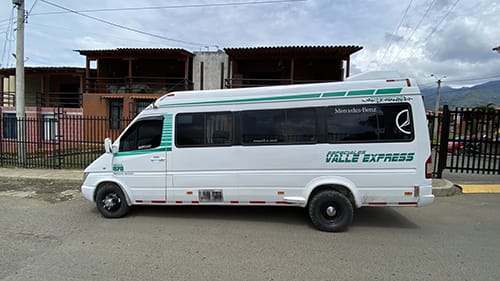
xmin=2 ymin=167 xmax=497 ymax=196
xmin=442 ymin=170 xmax=500 ymax=194
xmin=0 ymin=167 xmax=82 ymax=183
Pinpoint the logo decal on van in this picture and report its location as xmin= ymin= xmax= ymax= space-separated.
xmin=396 ymin=109 xmax=411 ymax=135
xmin=362 ymin=96 xmax=413 ymax=103
xmin=113 ymin=164 xmax=124 ymax=172
xmin=326 ymin=151 xmax=415 ymax=163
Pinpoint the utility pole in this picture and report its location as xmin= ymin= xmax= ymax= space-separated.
xmin=13 ymin=0 xmax=25 ymax=165
xmin=431 ymin=74 xmax=445 ymax=139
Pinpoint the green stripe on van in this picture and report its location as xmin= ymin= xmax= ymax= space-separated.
xmin=347 ymin=89 xmax=375 ymax=96
xmin=160 ymin=93 xmax=322 ymax=107
xmin=322 ymin=91 xmax=346 ymax=98
xmin=162 ymin=114 xmax=173 ymax=151
xmin=375 ymin=88 xmax=402 ymax=95
xmin=158 ymin=87 xmax=406 ymax=107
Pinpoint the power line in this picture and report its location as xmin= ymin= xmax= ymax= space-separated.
xmin=30 ymin=22 xmax=169 ymax=45
xmin=401 ymin=0 xmax=461 ymax=63
xmin=31 ymin=0 xmax=307 ymax=16
xmin=381 ymin=0 xmax=414 ymax=62
xmin=445 ymin=75 xmax=500 ymax=83
xmin=28 ymin=0 xmax=41 ymax=16
xmin=388 ymin=0 xmax=438 ymax=64
xmin=420 ymin=75 xmax=500 ymax=88
xmin=1 ymin=7 xmax=15 ymax=67
xmin=423 ymin=0 xmax=460 ymax=43
xmin=39 ymin=0 xmax=219 ymax=49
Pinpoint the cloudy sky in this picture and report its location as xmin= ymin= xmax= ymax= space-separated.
xmin=1 ymin=0 xmax=499 ymax=88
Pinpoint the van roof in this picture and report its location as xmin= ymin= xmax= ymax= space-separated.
xmin=154 ymin=76 xmax=419 ymax=108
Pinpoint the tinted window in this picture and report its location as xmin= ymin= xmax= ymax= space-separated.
xmin=241 ymin=108 xmax=316 ymax=145
xmin=285 ymin=108 xmax=316 ymax=143
xmin=242 ymin=110 xmax=285 ymax=144
xmin=119 ymin=119 xmax=163 ymax=152
xmin=327 ymin=104 xmax=413 ymax=143
xmin=176 ymin=112 xmax=232 ymax=146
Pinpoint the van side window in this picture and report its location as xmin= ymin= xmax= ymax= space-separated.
xmin=119 ymin=119 xmax=163 ymax=152
xmin=176 ymin=112 xmax=233 ymax=146
xmin=327 ymin=104 xmax=413 ymax=143
xmin=241 ymin=108 xmax=316 ymax=145
xmin=242 ymin=110 xmax=285 ymax=144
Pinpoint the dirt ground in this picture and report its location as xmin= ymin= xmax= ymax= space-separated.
xmin=0 ymin=178 xmax=80 ymax=203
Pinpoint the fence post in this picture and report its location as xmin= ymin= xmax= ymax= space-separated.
xmin=436 ymin=105 xmax=450 ymax=178
xmin=56 ymin=108 xmax=62 ymax=169
xmin=0 ymin=108 xmax=2 ymax=166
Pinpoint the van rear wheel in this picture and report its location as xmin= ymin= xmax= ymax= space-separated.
xmin=308 ymin=190 xmax=353 ymax=232
xmin=95 ymin=183 xmax=130 ymax=218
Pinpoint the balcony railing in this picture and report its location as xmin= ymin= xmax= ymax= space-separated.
xmin=85 ymin=76 xmax=193 ymax=94
xmin=1 ymin=91 xmax=81 ymax=108
xmin=225 ymin=78 xmax=338 ymax=88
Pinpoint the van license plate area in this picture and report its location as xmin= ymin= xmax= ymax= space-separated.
xmin=199 ymin=190 xmax=223 ymax=202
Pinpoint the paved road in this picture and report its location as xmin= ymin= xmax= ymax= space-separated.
xmin=1 ymin=187 xmax=500 ymax=281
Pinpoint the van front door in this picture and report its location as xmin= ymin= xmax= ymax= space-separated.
xmin=113 ymin=117 xmax=166 ymax=202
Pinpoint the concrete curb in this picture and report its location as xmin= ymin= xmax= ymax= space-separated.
xmin=432 ymin=178 xmax=461 ymax=197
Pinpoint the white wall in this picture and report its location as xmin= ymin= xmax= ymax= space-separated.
xmin=193 ymin=51 xmax=229 ymax=90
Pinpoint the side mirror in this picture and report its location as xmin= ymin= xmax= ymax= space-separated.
xmin=104 ymin=138 xmax=117 ymax=154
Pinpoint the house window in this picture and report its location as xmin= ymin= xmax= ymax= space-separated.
xmin=109 ymin=100 xmax=123 ymax=130
xmin=134 ymin=100 xmax=151 ymax=116
xmin=42 ymin=114 xmax=58 ymax=141
xmin=2 ymin=113 xmax=17 ymax=139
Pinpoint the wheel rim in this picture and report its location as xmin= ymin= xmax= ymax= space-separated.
xmin=320 ymin=202 xmax=342 ymax=221
xmin=101 ymin=192 xmax=121 ymax=211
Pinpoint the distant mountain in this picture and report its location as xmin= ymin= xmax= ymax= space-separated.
xmin=420 ymin=80 xmax=500 ymax=110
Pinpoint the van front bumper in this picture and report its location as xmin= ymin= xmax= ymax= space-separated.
xmin=81 ymin=185 xmax=96 ymax=202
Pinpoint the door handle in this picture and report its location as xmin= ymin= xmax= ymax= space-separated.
xmin=150 ymin=156 xmax=165 ymax=162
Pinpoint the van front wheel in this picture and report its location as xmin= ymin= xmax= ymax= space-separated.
xmin=308 ymin=190 xmax=353 ymax=232
xmin=95 ymin=183 xmax=130 ymax=218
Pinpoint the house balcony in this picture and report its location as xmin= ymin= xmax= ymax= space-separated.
xmin=85 ymin=76 xmax=194 ymax=94
xmin=224 ymin=78 xmax=338 ymax=88
xmin=1 ymin=91 xmax=82 ymax=108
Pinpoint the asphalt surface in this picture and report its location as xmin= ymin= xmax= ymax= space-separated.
xmin=1 ymin=183 xmax=500 ymax=281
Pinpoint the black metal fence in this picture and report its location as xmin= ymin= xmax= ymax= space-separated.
xmin=0 ymin=110 xmax=132 ymax=169
xmin=430 ymin=106 xmax=500 ymax=177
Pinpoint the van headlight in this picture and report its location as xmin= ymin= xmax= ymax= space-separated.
xmin=83 ymin=172 xmax=89 ymax=182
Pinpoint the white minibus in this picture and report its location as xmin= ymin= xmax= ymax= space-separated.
xmin=82 ymin=72 xmax=434 ymax=232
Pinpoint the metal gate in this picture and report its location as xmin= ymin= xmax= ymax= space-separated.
xmin=433 ymin=105 xmax=500 ymax=177
xmin=0 ymin=109 xmax=129 ymax=169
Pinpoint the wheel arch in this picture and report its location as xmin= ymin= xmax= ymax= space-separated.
xmin=94 ymin=180 xmax=132 ymax=206
xmin=304 ymin=177 xmax=361 ymax=208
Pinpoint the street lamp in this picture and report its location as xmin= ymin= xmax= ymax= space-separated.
xmin=493 ymin=46 xmax=500 ymax=53
xmin=431 ymin=74 xmax=446 ymax=139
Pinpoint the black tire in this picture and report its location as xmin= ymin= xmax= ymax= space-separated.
xmin=95 ymin=183 xmax=130 ymax=218
xmin=308 ymin=190 xmax=353 ymax=232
